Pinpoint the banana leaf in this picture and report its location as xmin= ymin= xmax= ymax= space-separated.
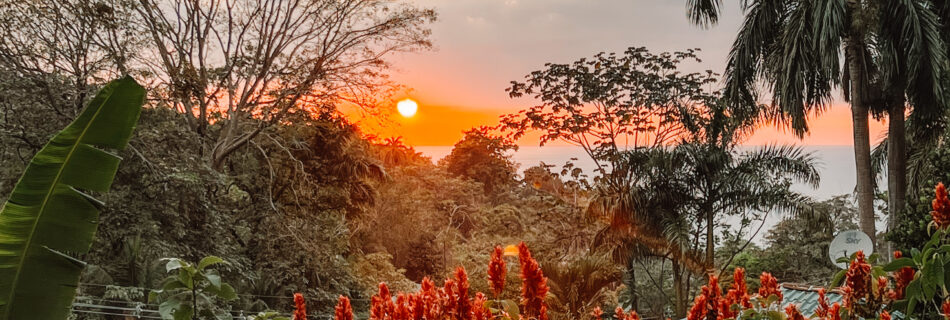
xmin=0 ymin=76 xmax=145 ymax=319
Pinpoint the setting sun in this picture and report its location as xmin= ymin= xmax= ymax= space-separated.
xmin=397 ymin=99 xmax=418 ymax=117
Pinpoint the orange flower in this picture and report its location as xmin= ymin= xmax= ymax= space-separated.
xmin=757 ymin=272 xmax=782 ymax=303
xmin=518 ymin=242 xmax=548 ymax=320
xmin=880 ymin=310 xmax=891 ymax=320
xmin=335 ymin=296 xmax=353 ymax=320
xmin=844 ymin=251 xmax=871 ymax=308
xmin=294 ymin=293 xmax=308 ymax=320
xmin=590 ymin=307 xmax=603 ymax=320
xmin=615 ymin=307 xmax=625 ymax=320
xmin=784 ymin=304 xmax=805 ymax=320
xmin=489 ymin=245 xmax=507 ymax=297
xmin=934 ymin=183 xmax=950 ymax=229
xmin=942 ymin=299 xmax=950 ymax=319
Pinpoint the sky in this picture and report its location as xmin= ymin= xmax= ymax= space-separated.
xmin=352 ymin=0 xmax=887 ymax=146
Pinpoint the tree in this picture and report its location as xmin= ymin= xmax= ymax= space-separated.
xmin=132 ymin=0 xmax=436 ymax=169
xmin=440 ymin=126 xmax=519 ymax=194
xmin=691 ymin=0 xmax=949 ymax=249
xmin=0 ymin=0 xmax=437 ymax=170
xmin=502 ymin=47 xmax=719 ymax=316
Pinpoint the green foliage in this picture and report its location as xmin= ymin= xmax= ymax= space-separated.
xmin=149 ymin=257 xmax=238 ymax=320
xmin=881 ymin=229 xmax=950 ymax=318
xmin=0 ymin=76 xmax=144 ymax=320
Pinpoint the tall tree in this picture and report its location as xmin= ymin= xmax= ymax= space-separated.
xmin=689 ymin=0 xmax=949 ymax=247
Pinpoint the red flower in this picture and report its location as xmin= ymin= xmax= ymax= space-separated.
xmin=784 ymin=304 xmax=805 ymax=320
xmin=942 ymin=299 xmax=950 ymax=319
xmin=294 ymin=293 xmax=307 ymax=320
xmin=442 ymin=278 xmax=458 ymax=319
xmin=686 ymin=292 xmax=708 ymax=320
xmin=757 ymin=272 xmax=782 ymax=303
xmin=814 ymin=289 xmax=829 ymax=318
xmin=844 ymin=251 xmax=871 ymax=308
xmin=455 ymin=267 xmax=473 ymax=320
xmin=881 ymin=310 xmax=891 ymax=320
xmin=894 ymin=251 xmax=902 ymax=259
xmin=615 ymin=306 xmax=625 ymax=320
xmin=372 ymin=283 xmax=394 ymax=320
xmin=893 ymin=264 xmax=915 ymax=300
xmin=489 ymin=245 xmax=507 ymax=297
xmin=518 ymin=242 xmax=548 ymax=320
xmin=335 ymin=296 xmax=353 ymax=320
xmin=627 ymin=310 xmax=641 ymax=320
xmin=473 ymin=292 xmax=490 ymax=320
xmin=590 ymin=307 xmax=603 ymax=320
xmin=828 ymin=303 xmax=841 ymax=320
xmin=934 ymin=183 xmax=950 ymax=229
xmin=875 ymin=276 xmax=888 ymax=300
xmin=395 ymin=294 xmax=412 ymax=320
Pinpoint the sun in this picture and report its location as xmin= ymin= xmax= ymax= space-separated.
xmin=397 ymin=99 xmax=418 ymax=118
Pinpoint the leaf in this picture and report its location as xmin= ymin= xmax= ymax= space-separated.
xmin=830 ymin=269 xmax=847 ymax=287
xmin=0 ymin=76 xmax=144 ymax=320
xmin=198 ymin=256 xmax=226 ymax=270
xmin=883 ymin=257 xmax=916 ymax=271
xmin=165 ymin=258 xmax=185 ymax=272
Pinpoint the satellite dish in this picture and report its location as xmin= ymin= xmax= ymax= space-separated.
xmin=828 ymin=230 xmax=873 ymax=269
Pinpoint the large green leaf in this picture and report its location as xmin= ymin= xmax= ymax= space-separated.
xmin=0 ymin=76 xmax=144 ymax=319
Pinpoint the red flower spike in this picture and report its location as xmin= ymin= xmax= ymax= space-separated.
xmin=518 ymin=242 xmax=549 ymax=320
xmin=784 ymin=304 xmax=805 ymax=320
xmin=814 ymin=289 xmax=829 ymax=318
xmin=942 ymin=299 xmax=950 ymax=320
xmin=875 ymin=276 xmax=888 ymax=299
xmin=686 ymin=292 xmax=707 ymax=320
xmin=335 ymin=296 xmax=353 ymax=320
xmin=395 ymin=294 xmax=411 ymax=320
xmin=844 ymin=251 xmax=871 ymax=308
xmin=455 ymin=267 xmax=473 ymax=320
xmin=757 ymin=272 xmax=782 ymax=303
xmin=489 ymin=245 xmax=507 ymax=297
xmin=615 ymin=306 xmax=625 ymax=320
xmin=828 ymin=303 xmax=841 ymax=320
xmin=933 ymin=183 xmax=950 ymax=229
xmin=473 ymin=292 xmax=490 ymax=320
xmin=293 ymin=293 xmax=308 ymax=320
xmin=591 ymin=307 xmax=603 ymax=320
xmin=894 ymin=251 xmax=902 ymax=259
xmin=881 ymin=310 xmax=891 ymax=320
xmin=627 ymin=310 xmax=641 ymax=320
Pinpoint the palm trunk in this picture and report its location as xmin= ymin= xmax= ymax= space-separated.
xmin=887 ymin=101 xmax=906 ymax=250
xmin=705 ymin=204 xmax=714 ymax=270
xmin=626 ymin=260 xmax=639 ymax=311
xmin=672 ymin=260 xmax=686 ymax=318
xmin=846 ymin=40 xmax=878 ymax=249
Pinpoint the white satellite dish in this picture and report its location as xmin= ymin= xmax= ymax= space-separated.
xmin=828 ymin=230 xmax=874 ymax=269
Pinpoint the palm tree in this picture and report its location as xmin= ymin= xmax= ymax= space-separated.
xmin=543 ymin=253 xmax=623 ymax=320
xmin=587 ymin=147 xmax=705 ymax=318
xmin=687 ymin=0 xmax=949 ymax=246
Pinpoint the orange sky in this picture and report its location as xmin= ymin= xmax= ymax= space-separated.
xmin=348 ymin=100 xmax=887 ymax=147
xmin=347 ymin=0 xmax=886 ymax=147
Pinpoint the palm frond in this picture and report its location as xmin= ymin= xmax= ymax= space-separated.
xmin=686 ymin=0 xmax=723 ymax=27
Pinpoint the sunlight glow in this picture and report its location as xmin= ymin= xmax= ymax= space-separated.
xmin=397 ymin=99 xmax=418 ymax=118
